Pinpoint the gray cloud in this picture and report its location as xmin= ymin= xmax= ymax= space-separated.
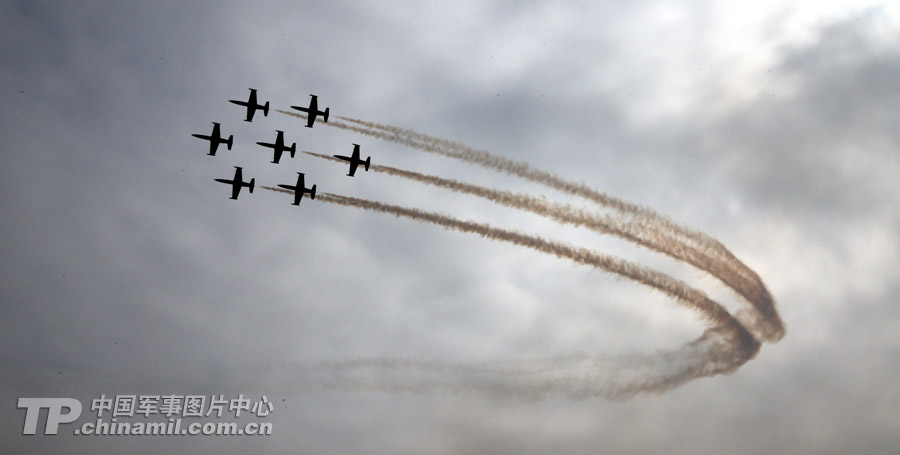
xmin=1 ymin=2 xmax=898 ymax=454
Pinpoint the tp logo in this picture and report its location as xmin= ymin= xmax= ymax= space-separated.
xmin=17 ymin=398 xmax=82 ymax=435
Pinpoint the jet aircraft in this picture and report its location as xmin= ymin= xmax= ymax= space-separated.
xmin=333 ymin=144 xmax=371 ymax=177
xmin=277 ymin=172 xmax=317 ymax=205
xmin=191 ymin=122 xmax=233 ymax=156
xmin=290 ymin=94 xmax=329 ymax=128
xmin=256 ymin=130 xmax=296 ymax=164
xmin=229 ymin=88 xmax=269 ymax=122
xmin=215 ymin=166 xmax=255 ymax=200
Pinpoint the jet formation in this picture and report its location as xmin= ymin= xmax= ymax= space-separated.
xmin=193 ymin=89 xmax=370 ymax=203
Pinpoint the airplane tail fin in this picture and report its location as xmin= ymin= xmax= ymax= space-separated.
xmin=323 ymin=108 xmax=330 ymax=123
xmin=289 ymin=143 xmax=296 ymax=158
xmin=227 ymin=135 xmax=234 ymax=150
xmin=263 ymin=102 xmax=270 ymax=117
xmin=310 ymin=185 xmax=316 ymax=200
xmin=248 ymin=179 xmax=256 ymax=193
xmin=364 ymin=157 xmax=371 ymax=172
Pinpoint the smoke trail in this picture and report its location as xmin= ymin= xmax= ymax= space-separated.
xmin=278 ymin=109 xmax=783 ymax=342
xmin=305 ymin=151 xmax=716 ymax=244
xmin=262 ymin=186 xmax=759 ymax=398
xmin=318 ymin=192 xmax=754 ymax=342
xmin=270 ymin=110 xmax=784 ymax=397
xmin=330 ymin=114 xmax=783 ymax=342
xmin=302 ymin=150 xmax=782 ymax=343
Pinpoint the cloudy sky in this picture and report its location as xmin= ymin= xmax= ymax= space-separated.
xmin=2 ymin=1 xmax=899 ymax=453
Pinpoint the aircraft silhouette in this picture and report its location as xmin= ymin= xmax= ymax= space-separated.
xmin=277 ymin=172 xmax=317 ymax=205
xmin=191 ymin=122 xmax=233 ymax=156
xmin=256 ymin=130 xmax=296 ymax=164
xmin=333 ymin=143 xmax=370 ymax=176
xmin=290 ymin=94 xmax=329 ymax=128
xmin=214 ymin=166 xmax=255 ymax=200
xmin=229 ymin=88 xmax=269 ymax=122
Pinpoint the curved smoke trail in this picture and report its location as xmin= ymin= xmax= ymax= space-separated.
xmin=267 ymin=110 xmax=784 ymax=398
xmin=278 ymin=110 xmax=783 ymax=343
xmin=263 ymin=188 xmax=759 ymax=398
xmin=300 ymin=152 xmax=781 ymax=342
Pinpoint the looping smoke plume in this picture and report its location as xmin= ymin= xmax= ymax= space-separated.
xmin=266 ymin=110 xmax=784 ymax=399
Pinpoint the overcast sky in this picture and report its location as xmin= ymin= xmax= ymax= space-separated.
xmin=2 ymin=1 xmax=899 ymax=453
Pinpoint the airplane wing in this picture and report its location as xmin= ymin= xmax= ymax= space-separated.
xmin=348 ymin=160 xmax=359 ymax=176
xmin=228 ymin=99 xmax=253 ymax=121
xmin=231 ymin=168 xmax=245 ymax=199
xmin=305 ymin=115 xmax=315 ymax=128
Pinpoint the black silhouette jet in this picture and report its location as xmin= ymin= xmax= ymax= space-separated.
xmin=256 ymin=130 xmax=296 ymax=164
xmin=333 ymin=143 xmax=370 ymax=177
xmin=214 ymin=166 xmax=255 ymax=200
xmin=290 ymin=94 xmax=329 ymax=128
xmin=277 ymin=172 xmax=317 ymax=205
xmin=192 ymin=122 xmax=233 ymax=156
xmin=229 ymin=88 xmax=269 ymax=122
